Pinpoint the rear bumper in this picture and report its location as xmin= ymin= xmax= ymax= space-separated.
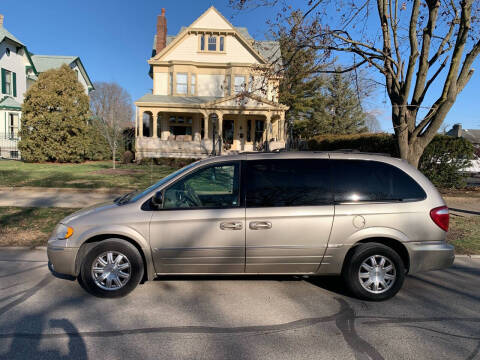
xmin=406 ymin=241 xmax=455 ymax=274
xmin=47 ymin=243 xmax=78 ymax=278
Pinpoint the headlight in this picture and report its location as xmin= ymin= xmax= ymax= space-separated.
xmin=55 ymin=224 xmax=74 ymax=240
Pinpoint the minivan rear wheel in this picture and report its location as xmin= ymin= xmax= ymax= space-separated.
xmin=343 ymin=243 xmax=405 ymax=301
xmin=79 ymin=239 xmax=144 ymax=298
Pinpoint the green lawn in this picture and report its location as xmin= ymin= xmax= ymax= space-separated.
xmin=0 ymin=207 xmax=78 ymax=247
xmin=0 ymin=160 xmax=180 ymax=189
xmin=447 ymin=216 xmax=480 ymax=255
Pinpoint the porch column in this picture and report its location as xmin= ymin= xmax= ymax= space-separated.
xmin=265 ymin=113 xmax=272 ymax=142
xmin=279 ymin=112 xmax=286 ymax=141
xmin=135 ymin=107 xmax=138 ymax=137
xmin=161 ymin=113 xmax=169 ymax=140
xmin=152 ymin=111 xmax=158 ymax=138
xmin=218 ymin=112 xmax=223 ymax=154
xmin=139 ymin=111 xmax=144 ymax=137
xmin=203 ymin=114 xmax=209 ymax=140
xmin=217 ymin=112 xmax=223 ymax=139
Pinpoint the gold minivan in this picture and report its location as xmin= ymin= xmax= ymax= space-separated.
xmin=48 ymin=152 xmax=454 ymax=301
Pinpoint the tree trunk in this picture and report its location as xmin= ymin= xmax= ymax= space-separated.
xmin=112 ymin=144 xmax=116 ymax=170
xmin=394 ymin=111 xmax=425 ymax=169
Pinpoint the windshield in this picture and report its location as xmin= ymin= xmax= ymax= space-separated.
xmin=119 ymin=161 xmax=199 ymax=204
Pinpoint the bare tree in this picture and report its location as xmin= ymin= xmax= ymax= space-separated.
xmin=90 ymin=82 xmax=133 ymax=169
xmin=231 ymin=0 xmax=480 ymax=167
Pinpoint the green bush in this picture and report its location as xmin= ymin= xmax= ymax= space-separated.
xmin=137 ymin=157 xmax=198 ymax=168
xmin=19 ymin=65 xmax=90 ymax=163
xmin=306 ymin=133 xmax=475 ymax=188
xmin=122 ymin=151 xmax=134 ymax=164
xmin=84 ymin=121 xmax=111 ymax=161
xmin=307 ymin=133 xmax=398 ymax=155
xmin=419 ymin=135 xmax=474 ymax=189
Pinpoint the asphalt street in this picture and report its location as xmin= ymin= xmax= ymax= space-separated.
xmin=0 ymin=248 xmax=479 ymax=360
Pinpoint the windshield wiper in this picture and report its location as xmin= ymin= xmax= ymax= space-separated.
xmin=115 ymin=190 xmax=138 ymax=205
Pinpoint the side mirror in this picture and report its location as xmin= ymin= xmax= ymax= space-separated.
xmin=151 ymin=191 xmax=163 ymax=209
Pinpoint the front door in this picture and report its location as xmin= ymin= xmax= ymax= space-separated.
xmin=222 ymin=120 xmax=234 ymax=148
xmin=150 ymin=160 xmax=245 ymax=274
xmin=245 ymin=157 xmax=334 ymax=273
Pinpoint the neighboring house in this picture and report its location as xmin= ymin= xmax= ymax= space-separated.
xmin=135 ymin=6 xmax=288 ymax=159
xmin=446 ymin=123 xmax=480 ymax=173
xmin=30 ymin=55 xmax=93 ymax=95
xmin=0 ymin=14 xmax=93 ymax=159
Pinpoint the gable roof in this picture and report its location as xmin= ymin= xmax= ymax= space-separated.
xmin=0 ymin=96 xmax=22 ymax=110
xmin=30 ymin=55 xmax=94 ymax=90
xmin=0 ymin=26 xmax=24 ymax=46
xmin=30 ymin=55 xmax=78 ymax=72
xmin=152 ymin=27 xmax=281 ymax=65
xmin=461 ymin=129 xmax=480 ymax=144
xmin=150 ymin=6 xmax=273 ymax=64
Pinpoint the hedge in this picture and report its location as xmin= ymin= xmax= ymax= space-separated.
xmin=307 ymin=133 xmax=475 ymax=188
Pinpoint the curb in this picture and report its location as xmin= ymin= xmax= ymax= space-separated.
xmin=0 ymin=187 xmax=131 ymax=194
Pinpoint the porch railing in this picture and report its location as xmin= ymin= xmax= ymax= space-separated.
xmin=0 ymin=133 xmax=20 ymax=160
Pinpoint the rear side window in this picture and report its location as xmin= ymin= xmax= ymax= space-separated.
xmin=246 ymin=159 xmax=332 ymax=207
xmin=331 ymin=160 xmax=426 ymax=202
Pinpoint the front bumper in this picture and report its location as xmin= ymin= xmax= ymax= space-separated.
xmin=406 ymin=241 xmax=455 ymax=274
xmin=47 ymin=240 xmax=79 ymax=278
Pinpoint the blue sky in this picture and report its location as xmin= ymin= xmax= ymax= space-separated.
xmin=1 ymin=0 xmax=479 ymax=131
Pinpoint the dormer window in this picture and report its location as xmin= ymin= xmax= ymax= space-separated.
xmin=198 ymin=33 xmax=226 ymax=52
xmin=208 ymin=36 xmax=217 ymax=51
xmin=219 ymin=37 xmax=224 ymax=51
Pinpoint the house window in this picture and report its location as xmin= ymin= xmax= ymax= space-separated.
xmin=169 ymin=116 xmax=193 ymax=136
xmin=169 ymin=72 xmax=173 ymax=95
xmin=208 ymin=36 xmax=217 ymax=51
xmin=3 ymin=69 xmax=12 ymax=95
xmin=176 ymin=73 xmax=188 ymax=94
xmin=234 ymin=76 xmax=246 ymax=94
xmin=9 ymin=113 xmax=19 ymax=139
xmin=6 ymin=48 xmax=10 ymax=56
xmin=200 ymin=35 xmax=205 ymax=51
xmin=191 ymin=74 xmax=196 ymax=95
xmin=219 ymin=36 xmax=224 ymax=51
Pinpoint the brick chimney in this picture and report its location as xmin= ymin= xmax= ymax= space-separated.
xmin=155 ymin=8 xmax=167 ymax=55
xmin=0 ymin=15 xmax=4 ymax=27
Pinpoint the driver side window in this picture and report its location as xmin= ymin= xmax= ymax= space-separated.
xmin=163 ymin=162 xmax=240 ymax=209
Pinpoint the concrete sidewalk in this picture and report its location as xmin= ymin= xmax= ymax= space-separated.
xmin=0 ymin=187 xmax=124 ymax=208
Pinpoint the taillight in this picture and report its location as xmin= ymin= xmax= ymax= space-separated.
xmin=430 ymin=206 xmax=449 ymax=231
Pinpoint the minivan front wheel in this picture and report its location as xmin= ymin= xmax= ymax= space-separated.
xmin=79 ymin=239 xmax=144 ymax=298
xmin=343 ymin=243 xmax=405 ymax=301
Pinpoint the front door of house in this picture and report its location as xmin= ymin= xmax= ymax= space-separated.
xmin=222 ymin=120 xmax=234 ymax=149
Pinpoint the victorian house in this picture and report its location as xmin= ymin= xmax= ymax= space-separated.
xmin=0 ymin=14 xmax=93 ymax=159
xmin=135 ymin=6 xmax=288 ymax=159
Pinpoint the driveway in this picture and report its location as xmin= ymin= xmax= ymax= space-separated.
xmin=0 ymin=248 xmax=479 ymax=360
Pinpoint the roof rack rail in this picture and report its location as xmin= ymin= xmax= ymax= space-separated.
xmin=327 ymin=149 xmax=391 ymax=157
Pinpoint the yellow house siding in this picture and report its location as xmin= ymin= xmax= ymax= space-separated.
xmin=190 ymin=9 xmax=233 ymax=29
xmin=154 ymin=72 xmax=169 ymax=95
xmin=162 ymin=34 xmax=260 ymax=64
xmin=197 ymin=74 xmax=224 ymax=97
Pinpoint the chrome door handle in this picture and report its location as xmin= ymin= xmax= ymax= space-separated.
xmin=249 ymin=221 xmax=272 ymax=230
xmin=220 ymin=222 xmax=243 ymax=230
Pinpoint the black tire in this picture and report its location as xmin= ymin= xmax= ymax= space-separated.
xmin=342 ymin=243 xmax=405 ymax=301
xmin=79 ymin=239 xmax=144 ymax=298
